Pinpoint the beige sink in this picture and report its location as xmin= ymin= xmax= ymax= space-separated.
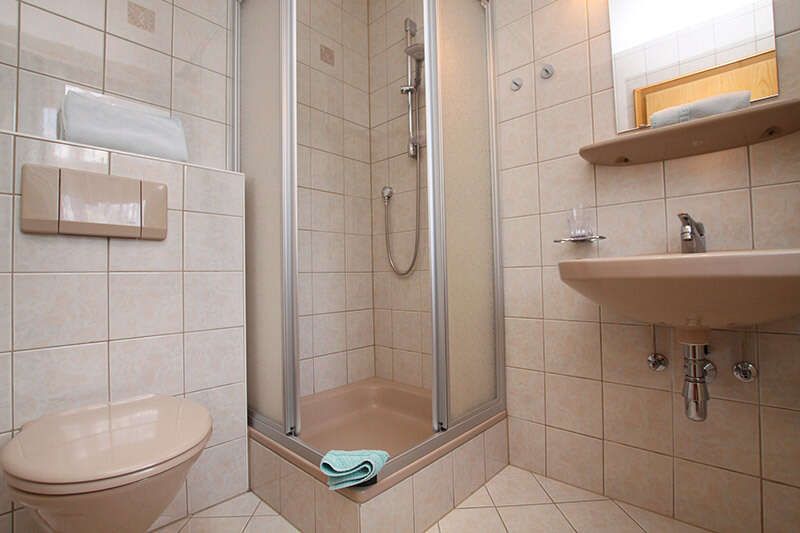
xmin=559 ymin=249 xmax=800 ymax=341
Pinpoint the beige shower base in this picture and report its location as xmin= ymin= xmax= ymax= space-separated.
xmin=298 ymin=377 xmax=432 ymax=457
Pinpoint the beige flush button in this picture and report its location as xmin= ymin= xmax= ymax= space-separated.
xmin=20 ymin=164 xmax=168 ymax=240
xmin=20 ymin=165 xmax=59 ymax=234
xmin=59 ymin=168 xmax=142 ymax=238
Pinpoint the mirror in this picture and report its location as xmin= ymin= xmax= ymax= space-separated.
xmin=609 ymin=0 xmax=778 ymax=132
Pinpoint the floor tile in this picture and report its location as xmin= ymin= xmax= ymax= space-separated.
xmin=558 ymin=501 xmax=644 ymax=532
xmin=498 ymin=504 xmax=575 ymax=533
xmin=242 ymin=515 xmax=299 ymax=532
xmin=616 ymin=502 xmax=711 ymax=533
xmin=486 ymin=465 xmax=551 ymax=506
xmin=457 ymin=486 xmax=495 ymax=508
xmin=196 ymin=492 xmax=261 ymax=517
xmin=438 ymin=508 xmax=506 ymax=533
xmin=153 ymin=518 xmax=188 ymax=532
xmin=535 ymin=474 xmax=607 ymax=503
xmin=253 ymin=501 xmax=279 ymax=517
xmin=180 ymin=516 xmax=250 ymax=533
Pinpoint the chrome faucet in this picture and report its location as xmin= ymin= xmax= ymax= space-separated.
xmin=678 ymin=213 xmax=705 ymax=253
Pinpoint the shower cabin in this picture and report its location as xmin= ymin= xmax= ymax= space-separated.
xmin=242 ymin=0 xmax=504 ymax=480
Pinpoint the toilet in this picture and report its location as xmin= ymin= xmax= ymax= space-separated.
xmin=1 ymin=395 xmax=212 ymax=533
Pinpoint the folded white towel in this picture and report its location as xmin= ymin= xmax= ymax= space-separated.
xmin=650 ymin=91 xmax=751 ymax=128
xmin=59 ymin=89 xmax=189 ymax=162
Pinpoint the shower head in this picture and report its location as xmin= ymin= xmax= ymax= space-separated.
xmin=405 ymin=43 xmax=425 ymax=61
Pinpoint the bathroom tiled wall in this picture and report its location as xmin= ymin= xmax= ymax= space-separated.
xmin=0 ymin=130 xmax=247 ymax=530
xmin=0 ymin=0 xmax=233 ymax=169
xmin=368 ymin=0 xmax=435 ymax=390
xmin=248 ymin=418 xmax=509 ymax=532
xmin=295 ymin=0 xmax=376 ymax=396
xmin=495 ymin=0 xmax=800 ymax=531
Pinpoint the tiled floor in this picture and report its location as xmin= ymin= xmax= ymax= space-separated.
xmin=154 ymin=492 xmax=298 ymax=533
xmin=159 ymin=466 xmax=709 ymax=532
xmin=432 ymin=466 xmax=709 ymax=533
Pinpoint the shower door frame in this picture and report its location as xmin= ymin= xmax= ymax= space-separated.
xmin=250 ymin=0 xmax=506 ymax=470
xmin=425 ymin=0 xmax=506 ymax=431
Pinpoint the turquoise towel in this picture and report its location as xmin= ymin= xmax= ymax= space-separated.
xmin=320 ymin=450 xmax=390 ymax=490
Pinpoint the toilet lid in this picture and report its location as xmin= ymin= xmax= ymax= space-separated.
xmin=1 ymin=395 xmax=212 ymax=485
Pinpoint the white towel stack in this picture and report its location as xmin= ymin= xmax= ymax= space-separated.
xmin=59 ymin=89 xmax=189 ymax=162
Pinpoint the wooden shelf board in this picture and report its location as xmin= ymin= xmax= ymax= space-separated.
xmin=579 ymin=97 xmax=800 ymax=166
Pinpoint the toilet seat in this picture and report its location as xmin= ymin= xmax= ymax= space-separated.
xmin=2 ymin=395 xmax=212 ymax=496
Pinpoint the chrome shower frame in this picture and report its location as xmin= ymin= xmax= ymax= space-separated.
xmin=251 ymin=0 xmax=507 ymax=475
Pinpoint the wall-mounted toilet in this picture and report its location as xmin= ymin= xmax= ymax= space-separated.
xmin=1 ymin=395 xmax=212 ymax=533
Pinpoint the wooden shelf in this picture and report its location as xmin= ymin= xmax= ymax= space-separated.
xmin=579 ymin=98 xmax=800 ymax=166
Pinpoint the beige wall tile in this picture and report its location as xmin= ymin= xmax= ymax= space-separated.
xmin=105 ymin=36 xmax=171 ymax=107
xmin=184 ymin=272 xmax=244 ymax=331
xmin=0 ymin=276 xmax=7 ymax=353
xmin=110 ymin=334 xmax=183 ymax=400
xmin=314 ymin=352 xmax=348 ymax=392
xmin=360 ymin=477 xmax=414 ymax=533
xmin=13 ymin=200 xmax=108 ymax=273
xmin=0 ymin=353 xmax=9 ymax=433
xmin=174 ymin=7 xmax=227 ymax=74
xmin=586 ymin=0 xmax=609 ymax=37
xmin=536 ymin=97 xmax=593 ymax=162
xmin=750 ymin=130 xmax=800 ymax=187
xmin=185 ymin=327 xmax=244 ymax=391
xmin=188 ymin=382 xmax=246 ymax=447
xmin=13 ymin=273 xmax=107 ymax=350
xmin=546 ymin=427 xmax=603 ymax=493
xmin=590 ymin=89 xmax=616 ymax=143
xmin=505 ymin=318 xmax=544 ymax=371
xmin=498 ymin=113 xmax=537 ymax=170
xmin=532 ymin=0 xmax=587 ymax=59
xmin=538 ymin=156 xmax=595 ymax=213
xmin=589 ymin=33 xmax=612 ymax=91
xmin=664 ymin=148 xmax=749 ymax=197
xmin=500 ymin=163 xmax=540 ymax=218
xmin=604 ymin=383 xmax=672 ymax=454
xmin=314 ymin=481 xmax=360 ymax=533
xmin=761 ymin=406 xmax=800 ymax=487
xmin=763 ymin=480 xmax=800 ymax=533
xmin=484 ymin=419 xmax=509 ymax=479
xmin=497 ymin=64 xmax=535 ymax=123
xmin=172 ymin=59 xmax=227 ymax=122
xmin=188 ymin=438 xmax=248 ymax=513
xmin=495 ymin=15 xmax=533 ymax=75
xmin=502 ymin=215 xmax=542 ymax=267
xmin=507 ymin=367 xmax=545 ymax=423
xmin=674 ymin=458 xmax=761 ymax=533
xmin=595 ymin=162 xmax=663 ymax=207
xmin=19 ymin=4 xmax=104 ymax=87
xmin=508 ymin=416 xmax=546 ymax=474
xmin=777 ymin=31 xmax=800 ymax=100
xmin=280 ymin=461 xmax=317 ymax=532
xmin=601 ymin=323 xmax=670 ymax=390
xmin=543 ymin=320 xmax=601 ymax=379
xmin=542 ymin=267 xmax=599 ymax=321
xmin=347 ymin=346 xmax=374 ymax=382
xmin=185 ymin=167 xmax=244 ymax=216
xmin=759 ymin=333 xmax=800 ymax=410
xmin=106 ymin=0 xmax=173 ymax=53
xmin=597 ymin=199 xmax=667 ymax=257
xmin=413 ymin=453 xmax=454 ymax=532
xmin=494 ymin=0 xmax=531 ymax=30
xmin=535 ymin=43 xmax=590 ymax=110
xmin=184 ymin=213 xmax=244 ymax=271
xmin=110 ymin=211 xmax=182 ymax=272
xmin=453 ymin=434 xmax=486 ymax=505
xmin=666 ymin=189 xmax=753 ymax=252
xmin=14 ymin=136 xmax=108 ymax=194
xmin=109 ymin=272 xmax=183 ymax=339
xmin=674 ymin=396 xmax=760 ymax=476
xmin=752 ymin=182 xmax=800 ymax=249
xmin=504 ymin=267 xmax=543 ymax=318
xmin=13 ymin=342 xmax=108 ymax=426
xmin=546 ymin=374 xmax=603 ymax=437
xmin=111 ymin=154 xmax=184 ymax=210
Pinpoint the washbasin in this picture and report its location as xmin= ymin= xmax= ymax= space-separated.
xmin=558 ymin=249 xmax=800 ymax=336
